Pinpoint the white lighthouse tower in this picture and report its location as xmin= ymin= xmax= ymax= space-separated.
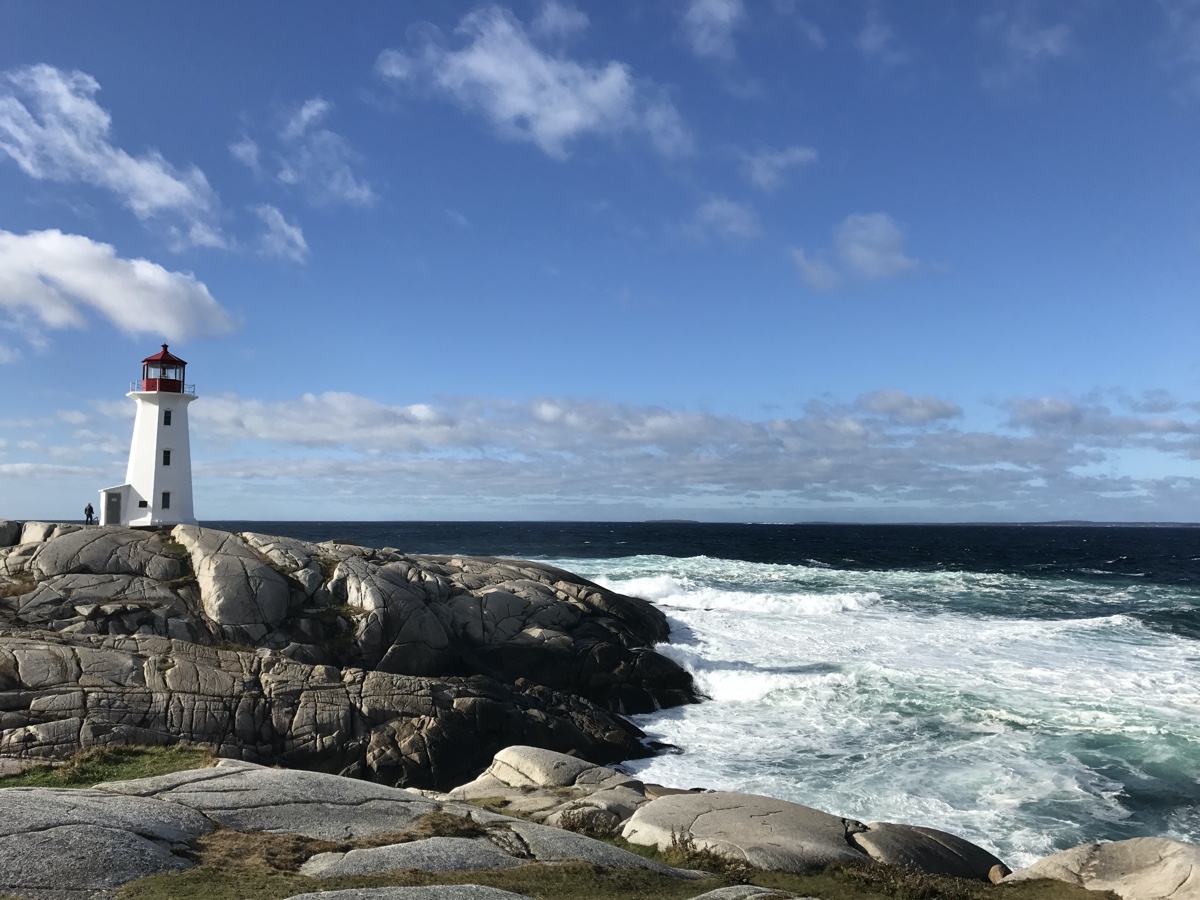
xmin=99 ymin=345 xmax=198 ymax=527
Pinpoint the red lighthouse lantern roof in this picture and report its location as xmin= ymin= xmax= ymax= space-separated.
xmin=141 ymin=344 xmax=187 ymax=366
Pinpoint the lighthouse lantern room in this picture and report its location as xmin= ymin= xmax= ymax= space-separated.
xmin=99 ymin=344 xmax=198 ymax=527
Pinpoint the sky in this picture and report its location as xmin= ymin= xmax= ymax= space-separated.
xmin=2 ymin=1 xmax=1200 ymax=523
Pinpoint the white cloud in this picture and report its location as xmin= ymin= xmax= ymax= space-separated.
xmin=789 ymin=248 xmax=840 ymax=291
xmin=167 ymin=388 xmax=1200 ymax=518
xmin=532 ymin=0 xmax=589 ymax=41
xmin=0 ymin=64 xmax=223 ymax=248
xmin=376 ymin=5 xmax=692 ymax=160
xmin=231 ymin=97 xmax=374 ymax=208
xmin=252 ymin=205 xmax=308 ymax=263
xmin=229 ymin=136 xmax=261 ymax=173
xmin=275 ymin=97 xmax=374 ymax=207
xmin=741 ymin=145 xmax=817 ymax=191
xmin=791 ymin=212 xmax=918 ymax=290
xmin=857 ymin=8 xmax=910 ymax=66
xmin=689 ymin=196 xmax=761 ymax=241
xmin=980 ymin=11 xmax=1073 ymax=89
xmin=834 ymin=212 xmax=918 ymax=279
xmin=859 ymin=390 xmax=962 ymax=424
xmin=681 ymin=0 xmax=746 ymax=61
xmin=282 ymin=97 xmax=332 ymax=140
xmin=0 ymin=229 xmax=237 ymax=343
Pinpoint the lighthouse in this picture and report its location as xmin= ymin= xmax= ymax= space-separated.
xmin=98 ymin=345 xmax=198 ymax=527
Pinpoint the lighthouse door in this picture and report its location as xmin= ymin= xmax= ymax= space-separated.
xmin=104 ymin=491 xmax=121 ymax=526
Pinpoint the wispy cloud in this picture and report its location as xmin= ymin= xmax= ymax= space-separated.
xmin=0 ymin=64 xmax=224 ymax=249
xmin=688 ymin=196 xmax=761 ymax=241
xmin=252 ymin=204 xmax=308 ymax=263
xmin=376 ymin=5 xmax=692 ymax=160
xmin=0 ymin=229 xmax=237 ymax=350
xmin=741 ymin=144 xmax=817 ymax=191
xmin=979 ymin=9 xmax=1073 ymax=90
xmin=1158 ymin=0 xmax=1200 ymax=93
xmin=232 ymin=96 xmax=374 ymax=207
xmin=681 ymin=0 xmax=746 ymax=62
xmin=857 ymin=8 xmax=910 ymax=66
xmin=791 ymin=212 xmax=919 ymax=290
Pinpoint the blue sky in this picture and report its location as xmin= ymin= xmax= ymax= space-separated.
xmin=2 ymin=1 xmax=1200 ymax=522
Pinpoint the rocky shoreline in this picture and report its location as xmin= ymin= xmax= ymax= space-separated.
xmin=1 ymin=521 xmax=1197 ymax=899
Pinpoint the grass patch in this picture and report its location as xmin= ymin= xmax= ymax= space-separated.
xmin=752 ymin=861 xmax=1119 ymax=900
xmin=117 ymin=859 xmax=725 ymax=900
xmin=0 ymin=743 xmax=216 ymax=789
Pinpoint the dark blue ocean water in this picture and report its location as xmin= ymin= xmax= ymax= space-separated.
xmin=206 ymin=521 xmax=1200 ymax=866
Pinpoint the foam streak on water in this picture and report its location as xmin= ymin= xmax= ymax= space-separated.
xmin=546 ymin=553 xmax=1200 ymax=870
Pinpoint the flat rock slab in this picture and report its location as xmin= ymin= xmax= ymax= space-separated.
xmin=0 ymin=786 xmax=214 ymax=842
xmin=851 ymin=821 xmax=1007 ymax=881
xmin=0 ymin=823 xmax=192 ymax=893
xmin=622 ymin=790 xmax=867 ymax=873
xmin=284 ymin=888 xmax=537 ymax=900
xmin=0 ymin=787 xmax=211 ymax=896
xmin=1005 ymin=837 xmax=1200 ymax=900
xmin=301 ymin=836 xmax=524 ymax=877
xmin=97 ymin=758 xmax=441 ymax=840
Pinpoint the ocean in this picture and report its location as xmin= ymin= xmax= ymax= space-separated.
xmin=207 ymin=520 xmax=1200 ymax=868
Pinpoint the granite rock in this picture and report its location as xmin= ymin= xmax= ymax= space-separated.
xmin=1004 ymin=837 xmax=1200 ymax=900
xmin=622 ymin=791 xmax=868 ymax=873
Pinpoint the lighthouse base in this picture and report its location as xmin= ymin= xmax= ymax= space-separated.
xmin=98 ymin=483 xmax=197 ymax=527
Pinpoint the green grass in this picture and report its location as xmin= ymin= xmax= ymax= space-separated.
xmin=0 ymin=743 xmax=215 ymax=789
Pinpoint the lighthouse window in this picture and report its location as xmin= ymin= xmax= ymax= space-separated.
xmin=163 ymin=449 xmax=171 ymax=466
xmin=138 ymin=500 xmax=148 ymax=508
xmin=162 ymin=492 xmax=171 ymax=509
xmin=163 ymin=410 xmax=172 ymax=426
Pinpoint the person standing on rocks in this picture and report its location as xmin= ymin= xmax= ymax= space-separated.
xmin=84 ymin=503 xmax=94 ymax=526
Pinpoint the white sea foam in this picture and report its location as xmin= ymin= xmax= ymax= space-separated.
xmin=548 ymin=553 xmax=1200 ymax=869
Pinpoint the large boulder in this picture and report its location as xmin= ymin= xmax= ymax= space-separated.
xmin=621 ymin=789 xmax=1006 ymax=880
xmin=29 ymin=527 xmax=184 ymax=581
xmin=622 ymin=790 xmax=868 ymax=872
xmin=0 ymin=631 xmax=650 ymax=788
xmin=1005 ymin=837 xmax=1200 ymax=900
xmin=0 ymin=520 xmax=20 ymax=548
xmin=173 ymin=525 xmax=291 ymax=635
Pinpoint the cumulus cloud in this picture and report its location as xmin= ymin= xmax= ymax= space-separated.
xmin=252 ymin=204 xmax=308 ymax=263
xmin=232 ymin=96 xmax=374 ymax=208
xmin=859 ymin=390 xmax=962 ymax=424
xmin=689 ymin=196 xmax=761 ymax=241
xmin=791 ymin=212 xmax=918 ymax=290
xmin=375 ymin=5 xmax=692 ymax=159
xmin=0 ymin=229 xmax=236 ymax=344
xmin=979 ymin=10 xmax=1073 ymax=89
xmin=159 ymin=387 xmax=1200 ymax=518
xmin=741 ymin=144 xmax=817 ymax=191
xmin=0 ymin=64 xmax=223 ymax=248
xmin=681 ymin=0 xmax=746 ymax=61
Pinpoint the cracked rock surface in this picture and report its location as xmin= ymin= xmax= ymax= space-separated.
xmin=0 ymin=522 xmax=697 ymax=786
xmin=1004 ymin=837 xmax=1200 ymax=900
